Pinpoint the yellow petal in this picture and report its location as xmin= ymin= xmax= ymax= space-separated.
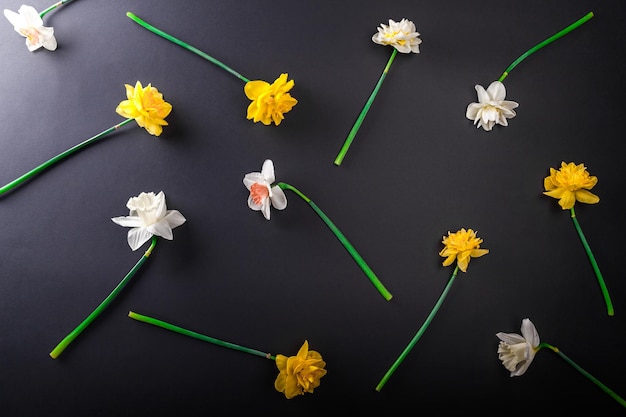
xmin=575 ymin=189 xmax=600 ymax=205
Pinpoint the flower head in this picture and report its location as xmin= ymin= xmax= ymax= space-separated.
xmin=4 ymin=5 xmax=56 ymax=51
xmin=243 ymin=159 xmax=287 ymax=220
xmin=274 ymin=340 xmax=327 ymax=399
xmin=496 ymin=318 xmax=540 ymax=377
xmin=372 ymin=18 xmax=421 ymax=54
xmin=244 ymin=73 xmax=298 ymax=126
xmin=115 ymin=81 xmax=172 ymax=136
xmin=111 ymin=191 xmax=186 ymax=251
xmin=439 ymin=228 xmax=489 ymax=272
xmin=543 ymin=161 xmax=599 ymax=210
xmin=466 ymin=81 xmax=519 ymax=131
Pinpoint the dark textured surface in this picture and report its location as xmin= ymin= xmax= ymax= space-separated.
xmin=1 ymin=0 xmax=625 ymax=415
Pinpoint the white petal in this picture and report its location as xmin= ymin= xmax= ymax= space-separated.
xmin=475 ymin=85 xmax=489 ymax=103
xmin=126 ymin=228 xmax=153 ymax=251
xmin=154 ymin=191 xmax=167 ymax=220
xmin=486 ymin=81 xmax=506 ymax=101
xmin=247 ymin=195 xmax=261 ymax=211
xmin=148 ymin=221 xmax=173 ymax=240
xmin=163 ymin=210 xmax=186 ymax=229
xmin=466 ymin=103 xmax=481 ymax=120
xmin=261 ymin=200 xmax=271 ymax=220
xmin=18 ymin=5 xmax=42 ymax=26
xmin=243 ymin=172 xmax=264 ymax=189
xmin=520 ymin=318 xmax=540 ymax=348
xmin=496 ymin=332 xmax=526 ymax=345
xmin=270 ymin=186 xmax=287 ymax=210
xmin=260 ymin=159 xmax=275 ymax=183
xmin=42 ymin=33 xmax=57 ymax=51
xmin=4 ymin=9 xmax=25 ymax=29
xmin=111 ymin=215 xmax=143 ymax=228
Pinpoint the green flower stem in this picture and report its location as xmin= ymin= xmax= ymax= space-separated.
xmin=498 ymin=12 xmax=594 ymax=82
xmin=376 ymin=265 xmax=459 ymax=391
xmin=39 ymin=0 xmax=74 ymax=18
xmin=128 ymin=311 xmax=276 ymax=360
xmin=0 ymin=118 xmax=134 ymax=197
xmin=539 ymin=342 xmax=626 ymax=408
xmin=277 ymin=182 xmax=393 ymax=301
xmin=569 ymin=207 xmax=614 ymax=316
xmin=126 ymin=12 xmax=250 ymax=83
xmin=49 ymin=236 xmax=158 ymax=359
xmin=334 ymin=48 xmax=398 ymax=166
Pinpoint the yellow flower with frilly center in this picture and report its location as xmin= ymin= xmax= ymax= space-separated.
xmin=244 ymin=73 xmax=298 ymax=126
xmin=439 ymin=228 xmax=489 ymax=272
xmin=116 ymin=81 xmax=172 ymax=136
xmin=274 ymin=340 xmax=327 ymax=399
xmin=543 ymin=161 xmax=599 ymax=210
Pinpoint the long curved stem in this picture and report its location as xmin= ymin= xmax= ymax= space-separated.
xmin=126 ymin=12 xmax=250 ymax=83
xmin=0 ymin=118 xmax=134 ymax=197
xmin=277 ymin=182 xmax=392 ymax=301
xmin=49 ymin=236 xmax=158 ymax=359
xmin=128 ymin=311 xmax=275 ymax=360
xmin=539 ymin=343 xmax=626 ymax=408
xmin=334 ymin=48 xmax=398 ymax=166
xmin=376 ymin=266 xmax=459 ymax=391
xmin=39 ymin=0 xmax=74 ymax=19
xmin=569 ymin=207 xmax=613 ymax=316
xmin=498 ymin=12 xmax=593 ymax=82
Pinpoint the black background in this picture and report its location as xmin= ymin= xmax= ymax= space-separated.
xmin=1 ymin=0 xmax=625 ymax=415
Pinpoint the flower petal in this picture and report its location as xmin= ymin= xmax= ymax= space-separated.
xmin=126 ymin=227 xmax=153 ymax=251
xmin=260 ymin=159 xmax=275 ymax=183
xmin=520 ymin=318 xmax=540 ymax=348
xmin=111 ymin=215 xmax=143 ymax=228
xmin=270 ymin=186 xmax=287 ymax=210
xmin=575 ymin=189 xmax=600 ymax=205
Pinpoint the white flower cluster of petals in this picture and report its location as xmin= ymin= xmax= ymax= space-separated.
xmin=466 ymin=81 xmax=519 ymax=131
xmin=372 ymin=18 xmax=421 ymax=54
xmin=4 ymin=5 xmax=57 ymax=51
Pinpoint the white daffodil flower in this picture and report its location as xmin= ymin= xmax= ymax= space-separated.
xmin=496 ymin=318 xmax=541 ymax=377
xmin=111 ymin=191 xmax=186 ymax=251
xmin=466 ymin=81 xmax=519 ymax=131
xmin=4 ymin=5 xmax=57 ymax=51
xmin=243 ymin=159 xmax=287 ymax=220
xmin=372 ymin=18 xmax=421 ymax=54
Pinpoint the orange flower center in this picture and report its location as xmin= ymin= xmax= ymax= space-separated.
xmin=250 ymin=183 xmax=269 ymax=205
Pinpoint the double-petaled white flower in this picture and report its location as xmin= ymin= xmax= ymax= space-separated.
xmin=243 ymin=159 xmax=287 ymax=220
xmin=372 ymin=18 xmax=421 ymax=54
xmin=4 ymin=5 xmax=56 ymax=51
xmin=111 ymin=191 xmax=186 ymax=251
xmin=496 ymin=318 xmax=540 ymax=377
xmin=466 ymin=81 xmax=519 ymax=131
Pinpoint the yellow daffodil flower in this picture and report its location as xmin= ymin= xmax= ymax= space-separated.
xmin=274 ymin=340 xmax=327 ymax=399
xmin=439 ymin=228 xmax=489 ymax=273
xmin=116 ymin=81 xmax=172 ymax=136
xmin=543 ymin=161 xmax=599 ymax=210
xmin=244 ymin=73 xmax=298 ymax=126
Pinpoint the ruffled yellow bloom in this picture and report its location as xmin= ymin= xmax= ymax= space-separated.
xmin=245 ymin=73 xmax=297 ymax=126
xmin=543 ymin=161 xmax=599 ymax=210
xmin=439 ymin=228 xmax=489 ymax=272
xmin=274 ymin=340 xmax=326 ymax=399
xmin=115 ymin=81 xmax=172 ymax=136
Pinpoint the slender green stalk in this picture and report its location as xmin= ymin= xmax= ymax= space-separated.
xmin=128 ymin=311 xmax=275 ymax=360
xmin=126 ymin=12 xmax=250 ymax=83
xmin=0 ymin=118 xmax=134 ymax=197
xmin=334 ymin=48 xmax=398 ymax=166
xmin=539 ymin=342 xmax=626 ymax=408
xmin=39 ymin=0 xmax=74 ymax=18
xmin=376 ymin=265 xmax=459 ymax=391
xmin=569 ymin=207 xmax=613 ymax=316
xmin=277 ymin=182 xmax=392 ymax=301
xmin=498 ymin=12 xmax=594 ymax=82
xmin=49 ymin=236 xmax=158 ymax=359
